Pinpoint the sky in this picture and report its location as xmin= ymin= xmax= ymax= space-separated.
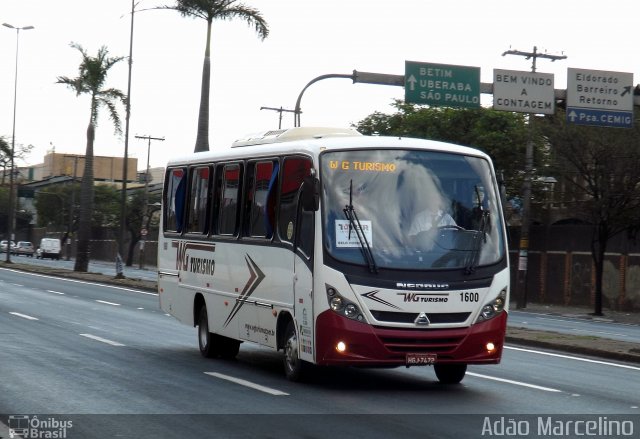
xmin=1 ymin=0 xmax=639 ymax=172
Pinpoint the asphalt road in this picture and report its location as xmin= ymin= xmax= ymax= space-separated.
xmin=1 ymin=268 xmax=639 ymax=438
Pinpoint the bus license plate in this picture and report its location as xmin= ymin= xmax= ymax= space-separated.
xmin=406 ymin=353 xmax=437 ymax=366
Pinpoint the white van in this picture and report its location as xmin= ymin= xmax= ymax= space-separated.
xmin=37 ymin=238 xmax=62 ymax=260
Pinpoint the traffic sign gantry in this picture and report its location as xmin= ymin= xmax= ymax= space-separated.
xmin=405 ymin=61 xmax=480 ymax=108
xmin=493 ymin=69 xmax=555 ymax=115
xmin=566 ymin=68 xmax=634 ymax=128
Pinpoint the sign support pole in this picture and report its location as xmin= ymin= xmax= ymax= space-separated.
xmin=502 ymin=46 xmax=567 ymax=309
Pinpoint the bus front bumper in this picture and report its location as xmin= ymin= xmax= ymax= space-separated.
xmin=315 ymin=310 xmax=507 ymax=367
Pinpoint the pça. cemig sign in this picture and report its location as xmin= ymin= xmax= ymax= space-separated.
xmin=566 ymin=68 xmax=634 ymax=128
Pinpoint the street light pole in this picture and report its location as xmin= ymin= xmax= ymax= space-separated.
xmin=3 ymin=23 xmax=34 ymax=263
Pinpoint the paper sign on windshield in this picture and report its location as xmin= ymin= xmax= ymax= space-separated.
xmin=335 ymin=220 xmax=373 ymax=248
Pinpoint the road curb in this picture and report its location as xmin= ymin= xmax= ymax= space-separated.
xmin=507 ymin=328 xmax=640 ymax=364
xmin=0 ymin=261 xmax=157 ymax=292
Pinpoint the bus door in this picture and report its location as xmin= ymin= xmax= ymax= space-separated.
xmin=280 ymin=157 xmax=315 ymax=362
xmin=293 ymin=176 xmax=317 ymax=363
xmin=159 ymin=167 xmax=188 ymax=322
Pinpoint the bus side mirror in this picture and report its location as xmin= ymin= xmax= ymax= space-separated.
xmin=301 ymin=176 xmax=320 ymax=211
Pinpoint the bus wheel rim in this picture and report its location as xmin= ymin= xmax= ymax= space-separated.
xmin=285 ymin=332 xmax=298 ymax=370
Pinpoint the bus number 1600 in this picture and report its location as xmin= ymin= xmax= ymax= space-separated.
xmin=459 ymin=292 xmax=479 ymax=302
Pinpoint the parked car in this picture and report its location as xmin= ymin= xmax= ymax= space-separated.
xmin=1 ymin=240 xmax=16 ymax=253
xmin=13 ymin=241 xmax=35 ymax=257
xmin=36 ymin=238 xmax=62 ymax=260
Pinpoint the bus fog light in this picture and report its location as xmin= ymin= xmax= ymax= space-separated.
xmin=486 ymin=342 xmax=495 ymax=352
xmin=336 ymin=341 xmax=347 ymax=353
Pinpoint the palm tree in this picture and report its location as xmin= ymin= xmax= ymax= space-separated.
xmin=165 ymin=0 xmax=269 ymax=152
xmin=57 ymin=43 xmax=127 ymax=272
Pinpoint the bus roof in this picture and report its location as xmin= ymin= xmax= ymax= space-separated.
xmin=231 ymin=126 xmax=362 ymax=147
xmin=165 ymin=127 xmax=492 ymax=167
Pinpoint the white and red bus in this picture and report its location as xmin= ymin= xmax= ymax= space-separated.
xmin=158 ymin=127 xmax=509 ymax=383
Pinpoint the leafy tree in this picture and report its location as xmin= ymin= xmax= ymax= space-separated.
xmin=163 ymin=0 xmax=269 ymax=152
xmin=93 ymin=185 xmax=122 ymax=229
xmin=34 ymin=186 xmax=71 ymax=229
xmin=0 ymin=137 xmax=10 ymax=184
xmin=57 ymin=43 xmax=127 ymax=272
xmin=123 ymin=189 xmax=161 ymax=266
xmin=0 ymin=137 xmax=34 ymax=185
xmin=354 ymin=101 xmax=534 ymax=199
xmin=34 ymin=184 xmax=118 ymax=233
xmin=0 ymin=186 xmax=8 ymax=235
xmin=541 ymin=110 xmax=640 ymax=316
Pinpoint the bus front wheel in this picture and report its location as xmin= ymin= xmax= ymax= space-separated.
xmin=434 ymin=363 xmax=467 ymax=384
xmin=283 ymin=321 xmax=307 ymax=381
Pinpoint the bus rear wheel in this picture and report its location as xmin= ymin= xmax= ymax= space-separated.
xmin=198 ymin=307 xmax=217 ymax=358
xmin=197 ymin=306 xmax=240 ymax=359
xmin=218 ymin=337 xmax=240 ymax=359
xmin=434 ymin=364 xmax=467 ymax=384
xmin=283 ymin=321 xmax=307 ymax=381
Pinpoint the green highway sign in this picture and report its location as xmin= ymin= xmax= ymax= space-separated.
xmin=405 ymin=61 xmax=481 ymax=108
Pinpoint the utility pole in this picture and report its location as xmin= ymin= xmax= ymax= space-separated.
xmin=118 ymin=0 xmax=136 ymax=278
xmin=260 ymin=106 xmax=297 ymax=129
xmin=64 ymin=154 xmax=79 ymax=261
xmin=502 ymin=46 xmax=567 ymax=309
xmin=135 ymin=135 xmax=164 ymax=269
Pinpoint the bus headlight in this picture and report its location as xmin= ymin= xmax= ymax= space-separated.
xmin=326 ymin=285 xmax=365 ymax=322
xmin=475 ymin=289 xmax=507 ymax=323
xmin=330 ymin=296 xmax=344 ymax=311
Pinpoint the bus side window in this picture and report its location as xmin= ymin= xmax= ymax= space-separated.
xmin=278 ymin=157 xmax=312 ymax=243
xmin=218 ymin=163 xmax=242 ymax=236
xmin=164 ymin=167 xmax=187 ymax=233
xmin=186 ymin=166 xmax=211 ymax=234
xmin=248 ymin=160 xmax=277 ymax=238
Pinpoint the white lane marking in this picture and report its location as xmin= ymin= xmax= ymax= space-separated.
xmin=9 ymin=312 xmax=39 ymax=321
xmin=46 ymin=290 xmax=65 ymax=295
xmin=0 ymin=267 xmax=157 ymax=295
xmin=79 ymin=333 xmax=125 ymax=346
xmin=137 ymin=307 xmax=144 ymax=310
xmin=95 ymin=300 xmax=121 ymax=306
xmin=467 ymin=372 xmax=562 ymax=393
xmin=204 ymin=372 xmax=289 ymax=396
xmin=11 ymin=283 xmax=24 ymax=287
xmin=505 ymin=346 xmax=640 ymax=371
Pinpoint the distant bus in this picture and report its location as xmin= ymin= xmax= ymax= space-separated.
xmin=158 ymin=127 xmax=509 ymax=383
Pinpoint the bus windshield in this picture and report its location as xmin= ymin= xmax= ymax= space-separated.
xmin=320 ymin=149 xmax=505 ymax=271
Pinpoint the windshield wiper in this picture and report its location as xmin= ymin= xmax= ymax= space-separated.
xmin=465 ymin=185 xmax=490 ymax=275
xmin=343 ymin=180 xmax=378 ymax=273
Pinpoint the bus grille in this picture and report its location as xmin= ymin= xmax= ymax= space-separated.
xmin=370 ymin=311 xmax=470 ymax=324
xmin=375 ymin=330 xmax=466 ymax=354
